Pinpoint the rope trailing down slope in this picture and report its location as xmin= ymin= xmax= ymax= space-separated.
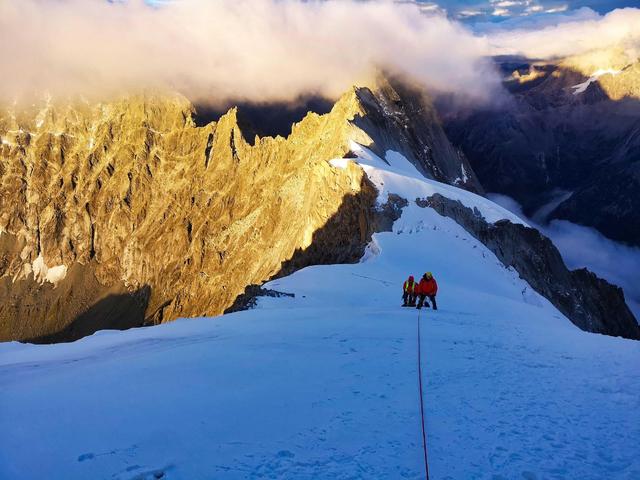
xmin=417 ymin=308 xmax=431 ymax=479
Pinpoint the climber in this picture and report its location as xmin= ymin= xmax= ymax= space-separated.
xmin=416 ymin=272 xmax=438 ymax=310
xmin=402 ymin=275 xmax=417 ymax=307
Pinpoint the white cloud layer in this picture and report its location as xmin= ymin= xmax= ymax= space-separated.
xmin=0 ymin=0 xmax=499 ymax=105
xmin=2 ymin=1 xmax=639 ymax=106
xmin=486 ymin=7 xmax=640 ymax=59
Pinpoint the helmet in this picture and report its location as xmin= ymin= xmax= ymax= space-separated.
xmin=409 ymin=275 xmax=414 ymax=281
xmin=426 ymin=272 xmax=433 ymax=279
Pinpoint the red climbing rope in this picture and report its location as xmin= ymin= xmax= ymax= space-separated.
xmin=417 ymin=309 xmax=431 ymax=480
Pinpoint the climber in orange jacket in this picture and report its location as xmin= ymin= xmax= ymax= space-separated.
xmin=416 ymin=272 xmax=438 ymax=310
xmin=402 ymin=275 xmax=417 ymax=307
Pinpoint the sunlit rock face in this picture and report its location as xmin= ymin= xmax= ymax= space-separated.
xmin=560 ymin=48 xmax=640 ymax=101
xmin=0 ymin=77 xmax=477 ymax=342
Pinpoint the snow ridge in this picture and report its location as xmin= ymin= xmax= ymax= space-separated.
xmin=331 ymin=142 xmax=528 ymax=226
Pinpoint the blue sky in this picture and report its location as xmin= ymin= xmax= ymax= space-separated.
xmin=414 ymin=0 xmax=639 ymax=22
xmin=146 ymin=0 xmax=639 ymax=24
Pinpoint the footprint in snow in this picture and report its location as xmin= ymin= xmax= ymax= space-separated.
xmin=276 ymin=450 xmax=295 ymax=459
xmin=120 ymin=465 xmax=173 ymax=480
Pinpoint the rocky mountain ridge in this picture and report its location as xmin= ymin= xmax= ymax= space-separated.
xmin=0 ymin=78 xmax=477 ymax=342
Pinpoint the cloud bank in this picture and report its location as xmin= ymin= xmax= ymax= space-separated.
xmin=486 ymin=7 xmax=640 ymax=59
xmin=2 ymin=0 xmax=639 ymax=106
xmin=0 ymin=0 xmax=500 ymax=105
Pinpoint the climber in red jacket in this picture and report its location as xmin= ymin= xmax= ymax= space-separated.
xmin=416 ymin=272 xmax=438 ymax=310
xmin=402 ymin=275 xmax=417 ymax=307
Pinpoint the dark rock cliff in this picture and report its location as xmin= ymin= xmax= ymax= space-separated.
xmin=420 ymin=194 xmax=640 ymax=340
xmin=441 ymin=54 xmax=640 ymax=246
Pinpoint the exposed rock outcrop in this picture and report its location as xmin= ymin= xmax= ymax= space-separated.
xmin=420 ymin=194 xmax=640 ymax=340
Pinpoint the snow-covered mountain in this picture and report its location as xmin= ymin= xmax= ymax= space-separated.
xmin=2 ymin=147 xmax=638 ymax=479
xmin=0 ymin=77 xmax=480 ymax=343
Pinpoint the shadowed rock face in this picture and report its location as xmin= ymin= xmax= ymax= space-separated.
xmin=441 ymin=54 xmax=640 ymax=245
xmin=420 ymin=194 xmax=640 ymax=340
xmin=354 ymin=76 xmax=481 ymax=193
xmin=0 ymin=244 xmax=151 ymax=343
xmin=0 ymin=79 xmax=474 ymax=342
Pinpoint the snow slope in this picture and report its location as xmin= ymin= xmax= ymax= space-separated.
xmin=1 ymin=150 xmax=638 ymax=480
xmin=571 ymin=69 xmax=621 ymax=95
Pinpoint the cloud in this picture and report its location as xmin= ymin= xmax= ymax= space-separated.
xmin=0 ymin=0 xmax=500 ymax=105
xmin=525 ymin=5 xmax=544 ymax=13
xmin=544 ymin=5 xmax=568 ymax=14
xmin=3 ymin=0 xmax=638 ymax=111
xmin=458 ymin=9 xmax=484 ymax=18
xmin=486 ymin=193 xmax=527 ymax=220
xmin=492 ymin=1 xmax=519 ymax=8
xmin=488 ymin=193 xmax=640 ymax=320
xmin=492 ymin=7 xmax=512 ymax=16
xmin=485 ymin=7 xmax=640 ymax=59
xmin=544 ymin=220 xmax=640 ymax=320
